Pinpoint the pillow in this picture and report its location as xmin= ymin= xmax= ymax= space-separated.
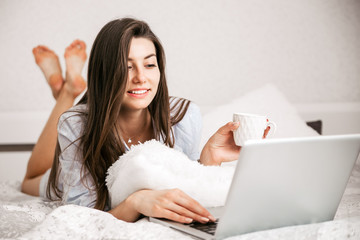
xmin=201 ymin=84 xmax=319 ymax=147
xmin=106 ymin=140 xmax=234 ymax=209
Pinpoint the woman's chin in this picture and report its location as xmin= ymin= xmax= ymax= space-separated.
xmin=122 ymin=101 xmax=152 ymax=111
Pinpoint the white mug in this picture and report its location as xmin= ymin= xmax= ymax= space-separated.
xmin=233 ymin=113 xmax=276 ymax=146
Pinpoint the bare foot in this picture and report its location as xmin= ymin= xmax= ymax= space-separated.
xmin=64 ymin=39 xmax=87 ymax=98
xmin=32 ymin=46 xmax=64 ymax=99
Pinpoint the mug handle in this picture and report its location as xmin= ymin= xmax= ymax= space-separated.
xmin=266 ymin=119 xmax=277 ymax=137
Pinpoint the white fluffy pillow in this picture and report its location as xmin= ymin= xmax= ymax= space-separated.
xmin=201 ymin=84 xmax=319 ymax=147
xmin=106 ymin=140 xmax=234 ymax=209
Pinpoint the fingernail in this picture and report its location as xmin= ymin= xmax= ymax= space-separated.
xmin=208 ymin=215 xmax=216 ymax=222
xmin=185 ymin=218 xmax=193 ymax=223
xmin=200 ymin=217 xmax=209 ymax=222
xmin=231 ymin=122 xmax=239 ymax=130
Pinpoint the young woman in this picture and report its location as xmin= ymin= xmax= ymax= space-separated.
xmin=22 ymin=18 xmax=263 ymax=224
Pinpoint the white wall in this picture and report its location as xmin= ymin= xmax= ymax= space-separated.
xmin=0 ymin=0 xmax=359 ymax=115
xmin=1 ymin=0 xmax=360 ymax=181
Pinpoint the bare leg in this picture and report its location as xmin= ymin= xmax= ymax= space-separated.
xmin=21 ymin=90 xmax=76 ymax=196
xmin=22 ymin=40 xmax=87 ymax=196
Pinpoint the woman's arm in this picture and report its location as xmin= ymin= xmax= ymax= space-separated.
xmin=171 ymin=100 xmax=203 ymax=161
xmin=50 ymin=109 xmax=98 ymax=207
xmin=109 ymin=189 xmax=216 ymax=223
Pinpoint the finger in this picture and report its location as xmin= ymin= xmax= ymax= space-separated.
xmin=158 ymin=189 xmax=211 ymax=223
xmin=168 ymin=202 xmax=210 ymax=223
xmin=159 ymin=208 xmax=193 ymax=224
xmin=263 ymin=126 xmax=271 ymax=138
xmin=173 ymin=190 xmax=216 ymax=222
xmin=217 ymin=122 xmax=240 ymax=135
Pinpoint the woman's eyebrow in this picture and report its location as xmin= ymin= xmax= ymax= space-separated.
xmin=144 ymin=53 xmax=156 ymax=59
xmin=128 ymin=53 xmax=156 ymax=61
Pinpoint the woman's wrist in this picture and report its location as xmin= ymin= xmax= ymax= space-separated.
xmin=108 ymin=192 xmax=141 ymax=222
xmin=199 ymin=143 xmax=221 ymax=166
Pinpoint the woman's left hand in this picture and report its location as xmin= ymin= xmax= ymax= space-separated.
xmin=199 ymin=122 xmax=270 ymax=166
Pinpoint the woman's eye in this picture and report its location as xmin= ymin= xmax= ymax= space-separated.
xmin=128 ymin=66 xmax=133 ymax=70
xmin=146 ymin=64 xmax=157 ymax=68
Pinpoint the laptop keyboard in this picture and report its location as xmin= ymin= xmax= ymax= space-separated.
xmin=186 ymin=219 xmax=219 ymax=235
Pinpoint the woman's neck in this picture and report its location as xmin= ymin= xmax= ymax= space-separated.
xmin=117 ymin=108 xmax=153 ymax=145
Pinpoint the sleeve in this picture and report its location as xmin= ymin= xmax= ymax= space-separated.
xmin=56 ymin=112 xmax=97 ymax=208
xmin=172 ymin=101 xmax=203 ymax=161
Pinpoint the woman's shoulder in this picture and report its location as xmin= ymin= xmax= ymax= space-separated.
xmin=185 ymin=101 xmax=201 ymax=117
xmin=170 ymin=97 xmax=202 ymax=160
xmin=169 ymin=97 xmax=201 ymax=121
xmin=58 ymin=104 xmax=87 ymax=132
xmin=170 ymin=97 xmax=201 ymax=129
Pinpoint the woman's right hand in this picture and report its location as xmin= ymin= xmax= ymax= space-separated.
xmin=128 ymin=188 xmax=216 ymax=224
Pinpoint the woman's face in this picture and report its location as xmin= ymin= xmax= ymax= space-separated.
xmin=122 ymin=37 xmax=160 ymax=111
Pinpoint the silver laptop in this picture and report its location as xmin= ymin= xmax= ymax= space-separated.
xmin=150 ymin=134 xmax=360 ymax=239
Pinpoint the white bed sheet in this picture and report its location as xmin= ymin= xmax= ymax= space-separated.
xmin=1 ymin=84 xmax=359 ymax=239
xmin=1 ymin=155 xmax=359 ymax=240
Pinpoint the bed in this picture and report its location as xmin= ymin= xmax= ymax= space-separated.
xmin=1 ymin=84 xmax=360 ymax=239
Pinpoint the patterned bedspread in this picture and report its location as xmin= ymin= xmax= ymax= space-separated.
xmin=1 ymin=156 xmax=359 ymax=240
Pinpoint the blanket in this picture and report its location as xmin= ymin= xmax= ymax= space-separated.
xmin=1 ymin=176 xmax=360 ymax=239
xmin=1 ymin=153 xmax=359 ymax=239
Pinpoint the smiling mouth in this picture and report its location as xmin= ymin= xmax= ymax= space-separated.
xmin=128 ymin=89 xmax=149 ymax=94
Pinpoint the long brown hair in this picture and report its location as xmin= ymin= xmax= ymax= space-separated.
xmin=47 ymin=18 xmax=191 ymax=210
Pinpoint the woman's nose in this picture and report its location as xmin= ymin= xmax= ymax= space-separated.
xmin=133 ymin=67 xmax=146 ymax=83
